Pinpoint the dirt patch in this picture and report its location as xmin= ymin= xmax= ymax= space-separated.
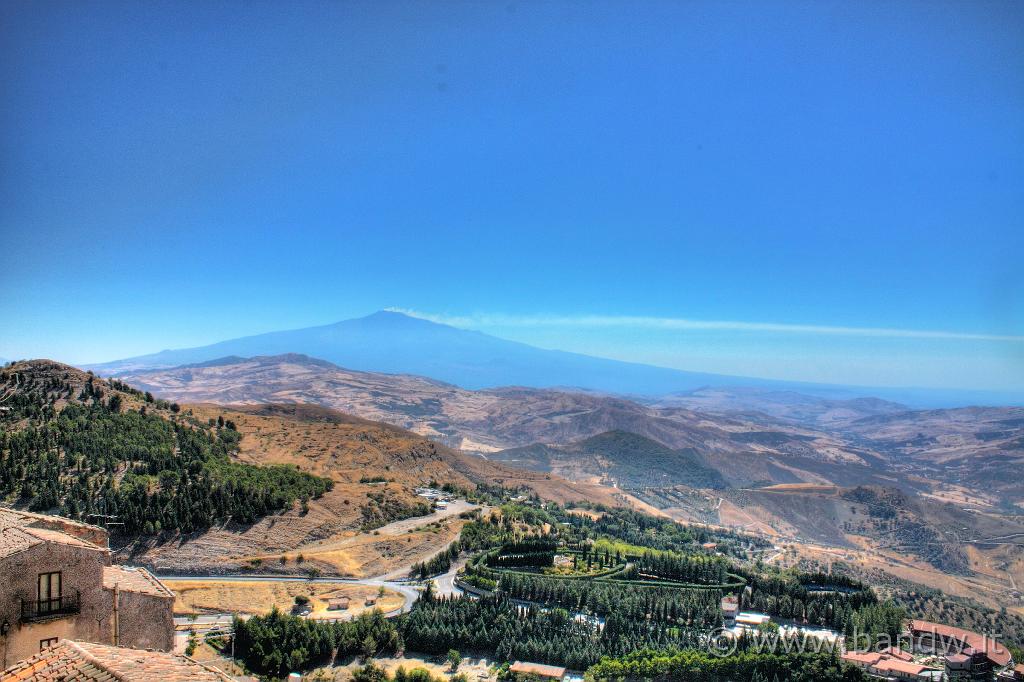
xmin=165 ymin=580 xmax=404 ymax=618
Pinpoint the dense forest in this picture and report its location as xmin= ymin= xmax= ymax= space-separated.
xmin=497 ymin=572 xmax=723 ymax=628
xmin=586 ymin=648 xmax=866 ymax=681
xmin=737 ymin=570 xmax=880 ymax=632
xmin=0 ymin=365 xmax=332 ymax=534
xmin=403 ymin=590 xmax=709 ymax=671
xmin=233 ymin=609 xmax=400 ymax=677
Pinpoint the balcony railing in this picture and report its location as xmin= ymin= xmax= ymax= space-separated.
xmin=20 ymin=591 xmax=81 ymax=622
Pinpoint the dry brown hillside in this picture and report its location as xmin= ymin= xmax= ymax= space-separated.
xmin=114 ymin=354 xmax=884 ymax=486
xmin=1 ymin=359 xmax=621 ymax=575
xmin=126 ymin=402 xmax=623 ymax=575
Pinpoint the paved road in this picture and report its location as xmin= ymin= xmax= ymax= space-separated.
xmin=433 ymin=556 xmax=469 ymax=598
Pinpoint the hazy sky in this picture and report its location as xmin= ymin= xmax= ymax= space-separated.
xmin=1 ymin=0 xmax=1022 ymax=391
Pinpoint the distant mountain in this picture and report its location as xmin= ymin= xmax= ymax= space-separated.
xmin=650 ymin=387 xmax=909 ymax=427
xmin=86 ymin=311 xmax=1024 ymax=407
xmin=492 ymin=430 xmax=728 ymax=490
xmin=86 ymin=310 xmax=765 ymax=396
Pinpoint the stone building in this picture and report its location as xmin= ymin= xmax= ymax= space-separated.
xmin=0 ymin=509 xmax=175 ymax=668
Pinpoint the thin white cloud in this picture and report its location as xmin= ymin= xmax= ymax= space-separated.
xmin=386 ymin=308 xmax=1024 ymax=342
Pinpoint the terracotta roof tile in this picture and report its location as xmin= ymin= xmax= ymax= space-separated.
xmin=842 ymin=652 xmax=882 ymax=666
xmin=0 ymin=525 xmax=103 ymax=560
xmin=0 ymin=509 xmax=104 ymax=536
xmin=874 ymin=658 xmax=931 ymax=676
xmin=0 ymin=640 xmax=234 ymax=681
xmin=911 ymin=619 xmax=1012 ymax=667
xmin=102 ymin=565 xmax=174 ymax=598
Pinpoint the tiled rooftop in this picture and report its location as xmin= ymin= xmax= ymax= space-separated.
xmin=0 ymin=524 xmax=104 ymax=560
xmin=911 ymin=619 xmax=1013 ymax=667
xmin=874 ymin=658 xmax=931 ymax=676
xmin=102 ymin=565 xmax=174 ymax=598
xmin=841 ymin=651 xmax=882 ymax=666
xmin=0 ymin=640 xmax=234 ymax=681
xmin=0 ymin=509 xmax=104 ymax=536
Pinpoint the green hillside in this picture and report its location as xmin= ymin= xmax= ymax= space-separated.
xmin=0 ymin=360 xmax=332 ymax=535
xmin=573 ymin=430 xmax=728 ymax=489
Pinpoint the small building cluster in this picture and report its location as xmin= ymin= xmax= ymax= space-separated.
xmin=414 ymin=487 xmax=454 ymax=509
xmin=840 ymin=650 xmax=941 ymax=681
xmin=837 ymin=618 xmax=1017 ymax=681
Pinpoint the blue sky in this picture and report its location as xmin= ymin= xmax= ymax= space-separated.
xmin=1 ymin=0 xmax=1022 ymax=391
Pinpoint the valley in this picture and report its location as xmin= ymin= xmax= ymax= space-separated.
xmin=76 ymin=350 xmax=1024 ymax=621
xmin=2 ymin=354 xmax=1022 ymax=679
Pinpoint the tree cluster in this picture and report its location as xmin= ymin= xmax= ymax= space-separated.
xmin=410 ymin=540 xmax=461 ymax=579
xmin=498 ymin=572 xmax=723 ymax=628
xmin=628 ymin=551 xmax=730 ymax=585
xmin=738 ymin=572 xmax=876 ymax=631
xmin=233 ymin=608 xmax=400 ymax=677
xmin=401 ymin=593 xmax=705 ymax=671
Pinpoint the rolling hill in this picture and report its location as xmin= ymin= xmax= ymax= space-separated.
xmin=492 ymin=430 xmax=727 ymax=489
xmin=837 ymin=406 xmax=1024 ymax=510
xmin=0 ymin=359 xmax=622 ymax=575
xmin=650 ymin=387 xmax=909 ymax=428
xmin=109 ymin=353 xmax=887 ymax=489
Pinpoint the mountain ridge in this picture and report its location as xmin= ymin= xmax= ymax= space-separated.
xmin=84 ymin=311 xmax=1024 ymax=407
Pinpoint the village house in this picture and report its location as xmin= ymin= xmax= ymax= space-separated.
xmin=841 ymin=651 xmax=883 ymax=671
xmin=0 ymin=638 xmax=233 ymax=681
xmin=872 ymin=657 xmax=938 ymax=681
xmin=721 ymin=595 xmax=739 ymax=626
xmin=327 ymin=596 xmax=350 ymax=611
xmin=0 ymin=509 xmax=175 ymax=668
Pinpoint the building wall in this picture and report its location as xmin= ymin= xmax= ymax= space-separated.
xmin=112 ymin=589 xmax=174 ymax=652
xmin=0 ymin=542 xmax=114 ymax=667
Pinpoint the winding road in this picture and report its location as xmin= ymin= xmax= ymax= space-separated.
xmin=165 ymin=500 xmax=484 ymax=633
